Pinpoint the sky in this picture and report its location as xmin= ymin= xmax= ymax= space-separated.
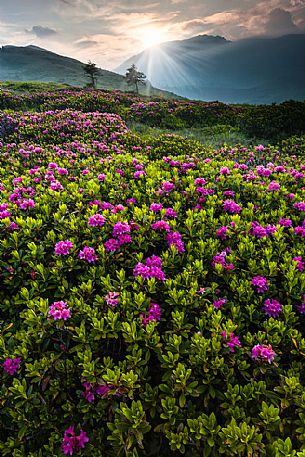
xmin=0 ymin=0 xmax=305 ymax=69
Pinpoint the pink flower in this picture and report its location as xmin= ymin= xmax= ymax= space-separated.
xmin=223 ymin=199 xmax=241 ymax=214
xmin=149 ymin=203 xmax=163 ymax=212
xmin=251 ymin=344 xmax=276 ymax=363
xmin=62 ymin=425 xmax=89 ymax=455
xmin=267 ymin=181 xmax=280 ymax=191
xmin=166 ymin=231 xmax=185 ymax=253
xmin=55 ymin=240 xmax=73 ymax=256
xmin=48 ymin=301 xmax=71 ymax=321
xmin=151 ymin=220 xmax=171 ymax=231
xmin=251 ymin=276 xmax=268 ymax=293
xmin=221 ymin=332 xmax=241 ymax=352
xmin=88 ymin=214 xmax=106 ymax=227
xmin=293 ymin=256 xmax=305 ymax=272
xmin=3 ymin=357 xmax=21 ymax=375
xmin=112 ymin=221 xmax=130 ymax=237
xmin=162 ymin=181 xmax=175 ymax=192
xmin=213 ymin=298 xmax=226 ymax=309
xmin=263 ymin=298 xmax=282 ymax=317
xmin=216 ymin=226 xmax=228 ymax=240
xmin=105 ymin=291 xmax=120 ymax=306
xmin=79 ymin=246 xmax=98 ymax=263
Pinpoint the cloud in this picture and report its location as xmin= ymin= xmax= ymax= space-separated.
xmin=74 ymin=38 xmax=99 ymax=48
xmin=264 ymin=7 xmax=299 ymax=34
xmin=26 ymin=25 xmax=57 ymax=38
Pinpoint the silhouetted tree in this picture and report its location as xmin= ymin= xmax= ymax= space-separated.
xmin=83 ymin=61 xmax=99 ymax=88
xmin=125 ymin=64 xmax=146 ymax=94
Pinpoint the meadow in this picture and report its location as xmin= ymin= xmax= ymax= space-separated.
xmin=1 ymin=86 xmax=305 ymax=456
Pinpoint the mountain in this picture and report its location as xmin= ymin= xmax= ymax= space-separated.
xmin=116 ymin=34 xmax=305 ymax=104
xmin=0 ymin=45 xmax=181 ymax=99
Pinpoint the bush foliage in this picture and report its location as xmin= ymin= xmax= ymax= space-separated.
xmin=1 ymin=89 xmax=305 ymax=456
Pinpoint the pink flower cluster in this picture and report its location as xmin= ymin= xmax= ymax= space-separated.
xmin=216 ymin=226 xmax=228 ymax=240
xmin=62 ymin=425 xmax=89 ymax=455
xmin=104 ymin=221 xmax=132 ymax=252
xmin=251 ymin=344 xmax=276 ymax=364
xmin=263 ymin=298 xmax=282 ymax=317
xmin=82 ymin=381 xmax=114 ymax=402
xmin=133 ymin=255 xmax=166 ymax=281
xmin=55 ymin=240 xmax=73 ymax=255
xmin=151 ymin=220 xmax=171 ymax=231
xmin=166 ymin=231 xmax=185 ymax=253
xmin=78 ymin=246 xmax=98 ymax=263
xmin=105 ymin=291 xmax=120 ymax=306
xmin=3 ymin=357 xmax=21 ymax=375
xmin=293 ymin=256 xmax=305 ymax=272
xmin=251 ymin=276 xmax=268 ymax=293
xmin=212 ymin=250 xmax=234 ymax=271
xmin=221 ymin=332 xmax=241 ymax=352
xmin=223 ymin=199 xmax=241 ymax=214
xmin=88 ymin=214 xmax=106 ymax=227
xmin=48 ymin=301 xmax=71 ymax=320
xmin=141 ymin=302 xmax=161 ymax=326
xmin=213 ymin=298 xmax=227 ymax=309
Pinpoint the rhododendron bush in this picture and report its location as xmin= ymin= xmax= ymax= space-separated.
xmin=1 ymin=100 xmax=305 ymax=457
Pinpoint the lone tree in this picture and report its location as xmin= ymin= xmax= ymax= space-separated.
xmin=125 ymin=64 xmax=146 ymax=94
xmin=83 ymin=60 xmax=99 ymax=88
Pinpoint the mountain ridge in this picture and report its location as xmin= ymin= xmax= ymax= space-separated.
xmin=116 ymin=33 xmax=305 ymax=104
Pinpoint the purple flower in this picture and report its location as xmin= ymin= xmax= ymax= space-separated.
xmin=263 ymin=298 xmax=282 ymax=317
xmin=134 ymin=256 xmax=166 ymax=281
xmin=3 ymin=357 xmax=21 ymax=375
xmin=166 ymin=231 xmax=185 ymax=253
xmin=55 ymin=240 xmax=73 ymax=256
xmin=104 ymin=238 xmax=120 ymax=252
xmin=105 ymin=291 xmax=120 ymax=306
xmin=162 ymin=181 xmax=175 ymax=192
xmin=79 ymin=246 xmax=98 ymax=263
xmin=150 ymin=203 xmax=163 ymax=212
xmin=82 ymin=382 xmax=95 ymax=403
xmin=88 ymin=214 xmax=106 ymax=227
xmin=252 ymin=276 xmax=268 ymax=293
xmin=165 ymin=208 xmax=177 ymax=218
xmin=294 ymin=226 xmax=305 ymax=236
xmin=213 ymin=298 xmax=226 ymax=309
xmin=223 ymin=199 xmax=241 ymax=214
xmin=251 ymin=344 xmax=276 ymax=364
xmin=267 ymin=181 xmax=280 ymax=191
xmin=221 ymin=332 xmax=241 ymax=352
xmin=216 ymin=226 xmax=228 ymax=240
xmin=112 ymin=221 xmax=131 ymax=237
xmin=48 ymin=301 xmax=71 ymax=321
xmin=297 ymin=295 xmax=305 ymax=314
xmin=293 ymin=256 xmax=305 ymax=272
xmin=62 ymin=425 xmax=89 ymax=455
xmin=294 ymin=202 xmax=305 ymax=212
xmin=141 ymin=302 xmax=161 ymax=326
xmin=278 ymin=218 xmax=292 ymax=227
xmin=151 ymin=220 xmax=171 ymax=231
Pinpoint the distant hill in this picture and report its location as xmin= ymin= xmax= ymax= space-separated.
xmin=116 ymin=34 xmax=305 ymax=104
xmin=0 ymin=45 xmax=181 ymax=99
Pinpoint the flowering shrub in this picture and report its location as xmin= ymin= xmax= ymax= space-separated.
xmin=1 ymin=98 xmax=305 ymax=456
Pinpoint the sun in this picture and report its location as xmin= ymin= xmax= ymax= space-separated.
xmin=140 ymin=27 xmax=164 ymax=48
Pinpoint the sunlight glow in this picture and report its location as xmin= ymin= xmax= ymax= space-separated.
xmin=140 ymin=27 xmax=164 ymax=48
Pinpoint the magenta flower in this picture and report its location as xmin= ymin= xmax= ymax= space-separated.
xmin=221 ymin=332 xmax=241 ymax=352
xmin=267 ymin=181 xmax=280 ymax=191
xmin=79 ymin=246 xmax=98 ymax=263
xmin=162 ymin=181 xmax=175 ymax=192
xmin=55 ymin=240 xmax=73 ymax=256
xmin=223 ymin=199 xmax=241 ymax=214
xmin=105 ymin=291 xmax=120 ymax=306
xmin=297 ymin=295 xmax=305 ymax=314
xmin=213 ymin=298 xmax=226 ymax=309
xmin=166 ymin=231 xmax=185 ymax=253
xmin=141 ymin=302 xmax=161 ymax=326
xmin=48 ymin=301 xmax=71 ymax=321
xmin=112 ymin=221 xmax=131 ymax=237
xmin=151 ymin=220 xmax=171 ymax=231
xmin=134 ymin=256 xmax=166 ymax=281
xmin=3 ymin=357 xmax=21 ymax=375
xmin=278 ymin=218 xmax=292 ymax=227
xmin=216 ymin=226 xmax=228 ymax=240
xmin=104 ymin=238 xmax=120 ymax=252
xmin=150 ymin=203 xmax=163 ymax=212
xmin=263 ymin=299 xmax=282 ymax=317
xmin=251 ymin=344 xmax=276 ymax=364
xmin=82 ymin=382 xmax=95 ymax=403
xmin=252 ymin=276 xmax=268 ymax=293
xmin=293 ymin=256 xmax=305 ymax=272
xmin=62 ymin=425 xmax=89 ymax=455
xmin=88 ymin=214 xmax=106 ymax=227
